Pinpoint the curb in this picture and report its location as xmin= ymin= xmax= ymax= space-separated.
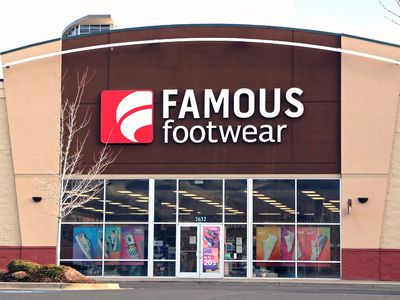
xmin=0 ymin=282 xmax=120 ymax=290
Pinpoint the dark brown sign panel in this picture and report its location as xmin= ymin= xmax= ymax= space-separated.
xmin=62 ymin=25 xmax=340 ymax=174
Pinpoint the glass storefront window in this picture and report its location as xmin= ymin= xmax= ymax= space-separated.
xmin=154 ymin=261 xmax=176 ymax=277
xmin=178 ymin=180 xmax=223 ymax=223
xmin=104 ymin=261 xmax=148 ymax=276
xmin=253 ymin=225 xmax=295 ymax=261
xmin=297 ymin=263 xmax=340 ymax=278
xmin=104 ymin=224 xmax=148 ymax=260
xmin=253 ymin=180 xmax=295 ymax=223
xmin=62 ymin=180 xmax=104 ymax=222
xmin=60 ymin=261 xmax=102 ymax=276
xmin=225 ymin=225 xmax=247 ymax=260
xmin=297 ymin=180 xmax=340 ymax=223
xmin=105 ymin=180 xmax=149 ymax=222
xmin=155 ymin=180 xmax=177 ymax=222
xmin=253 ymin=263 xmax=295 ymax=278
xmin=60 ymin=224 xmax=103 ymax=260
xmin=224 ymin=262 xmax=247 ymax=277
xmin=297 ymin=225 xmax=340 ymax=262
xmin=154 ymin=224 xmax=176 ymax=259
xmin=225 ymin=180 xmax=247 ymax=222
xmin=59 ymin=178 xmax=341 ymax=279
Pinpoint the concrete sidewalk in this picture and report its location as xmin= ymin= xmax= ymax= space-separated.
xmin=100 ymin=278 xmax=400 ymax=292
xmin=0 ymin=282 xmax=119 ymax=290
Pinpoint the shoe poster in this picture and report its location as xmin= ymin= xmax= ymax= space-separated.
xmin=256 ymin=226 xmax=281 ymax=260
xmin=281 ymin=227 xmax=295 ymax=260
xmin=105 ymin=226 xmax=121 ymax=259
xmin=202 ymin=226 xmax=220 ymax=272
xmin=121 ymin=225 xmax=145 ymax=260
xmin=297 ymin=227 xmax=330 ymax=261
xmin=73 ymin=226 xmax=102 ymax=259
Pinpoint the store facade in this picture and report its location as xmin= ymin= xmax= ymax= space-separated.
xmin=1 ymin=23 xmax=400 ymax=280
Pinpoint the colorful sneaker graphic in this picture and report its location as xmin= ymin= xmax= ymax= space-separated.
xmin=262 ymin=233 xmax=277 ymax=260
xmin=204 ymin=236 xmax=215 ymax=247
xmin=205 ymin=228 xmax=217 ymax=239
xmin=125 ymin=233 xmax=140 ymax=259
xmin=75 ymin=232 xmax=92 ymax=259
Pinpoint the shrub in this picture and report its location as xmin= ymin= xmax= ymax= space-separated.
xmin=7 ymin=260 xmax=40 ymax=274
xmin=31 ymin=265 xmax=68 ymax=282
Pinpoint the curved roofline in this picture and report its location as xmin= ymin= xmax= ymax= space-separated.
xmin=2 ymin=23 xmax=400 ymax=55
xmin=62 ymin=14 xmax=112 ymax=37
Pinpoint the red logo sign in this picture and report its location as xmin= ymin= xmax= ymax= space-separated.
xmin=101 ymin=90 xmax=153 ymax=143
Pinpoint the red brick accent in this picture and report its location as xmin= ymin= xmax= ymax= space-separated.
xmin=379 ymin=249 xmax=400 ymax=281
xmin=0 ymin=246 xmax=56 ymax=271
xmin=342 ymin=248 xmax=400 ymax=281
xmin=342 ymin=249 xmax=380 ymax=280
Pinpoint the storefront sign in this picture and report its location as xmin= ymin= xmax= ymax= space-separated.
xmin=101 ymin=88 xmax=304 ymax=144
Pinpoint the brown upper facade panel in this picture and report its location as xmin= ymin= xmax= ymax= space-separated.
xmin=61 ymin=25 xmax=341 ymax=174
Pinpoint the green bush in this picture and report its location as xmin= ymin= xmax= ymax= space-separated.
xmin=7 ymin=260 xmax=40 ymax=274
xmin=31 ymin=265 xmax=68 ymax=282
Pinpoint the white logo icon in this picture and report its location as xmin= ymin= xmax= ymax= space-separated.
xmin=116 ymin=91 xmax=153 ymax=143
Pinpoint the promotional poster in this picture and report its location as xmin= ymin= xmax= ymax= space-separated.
xmin=73 ymin=226 xmax=102 ymax=259
xmin=202 ymin=226 xmax=220 ymax=272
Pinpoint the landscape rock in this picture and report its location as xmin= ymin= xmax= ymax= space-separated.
xmin=11 ymin=271 xmax=29 ymax=280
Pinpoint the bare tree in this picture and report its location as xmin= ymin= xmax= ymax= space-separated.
xmin=379 ymin=0 xmax=400 ymax=25
xmin=42 ymin=68 xmax=116 ymax=263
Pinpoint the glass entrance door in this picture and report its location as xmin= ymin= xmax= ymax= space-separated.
xmin=178 ymin=225 xmax=199 ymax=278
xmin=177 ymin=224 xmax=223 ymax=278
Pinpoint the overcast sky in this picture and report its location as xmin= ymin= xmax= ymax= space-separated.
xmin=0 ymin=0 xmax=399 ymax=77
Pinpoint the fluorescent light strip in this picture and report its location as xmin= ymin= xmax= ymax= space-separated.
xmin=311 ymin=197 xmax=325 ymax=200
xmin=259 ymin=212 xmax=281 ymax=216
xmin=302 ymin=191 xmax=316 ymax=194
xmin=116 ymin=190 xmax=132 ymax=194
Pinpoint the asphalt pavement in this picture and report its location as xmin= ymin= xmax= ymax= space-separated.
xmin=1 ymin=281 xmax=400 ymax=300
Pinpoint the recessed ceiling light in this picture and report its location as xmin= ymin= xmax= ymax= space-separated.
xmin=253 ymin=193 xmax=265 ymax=197
xmin=166 ymin=204 xmax=176 ymax=208
xmin=119 ymin=205 xmax=131 ymax=208
xmin=199 ymin=199 xmax=212 ymax=203
xmin=183 ymin=193 xmax=197 ymax=197
xmin=183 ymin=209 xmax=194 ymax=212
xmin=192 ymin=197 xmax=205 ymax=200
xmin=303 ymin=213 xmax=315 ymax=216
xmin=259 ymin=212 xmax=281 ymax=215
xmin=270 ymin=203 xmax=282 ymax=206
xmin=88 ymin=196 xmax=101 ymax=200
xmin=263 ymin=199 xmax=277 ymax=203
xmin=108 ymin=202 xmax=122 ymax=205
xmin=128 ymin=193 xmax=143 ymax=197
xmin=137 ymin=209 xmax=148 ymax=212
xmin=208 ymin=202 xmax=220 ymax=205
xmin=329 ymin=200 xmax=340 ymax=203
xmin=129 ymin=212 xmax=147 ymax=215
xmin=161 ymin=202 xmax=171 ymax=205
xmin=136 ymin=199 xmax=148 ymax=203
xmin=174 ymin=191 xmax=188 ymax=194
xmin=214 ymin=205 xmax=223 ymax=208
xmin=275 ymin=205 xmax=287 ymax=208
xmin=129 ymin=207 xmax=140 ymax=210
xmin=105 ymin=212 xmax=114 ymax=214
xmin=302 ymin=191 xmax=316 ymax=194
xmin=258 ymin=197 xmax=271 ymax=200
xmin=311 ymin=197 xmax=325 ymax=200
xmin=252 ymin=190 xmax=259 ymax=194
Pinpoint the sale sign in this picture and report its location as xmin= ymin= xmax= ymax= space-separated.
xmin=202 ymin=226 xmax=220 ymax=273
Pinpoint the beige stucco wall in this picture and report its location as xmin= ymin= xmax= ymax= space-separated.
xmin=1 ymin=40 xmax=61 ymax=246
xmin=0 ymin=81 xmax=21 ymax=246
xmin=341 ymin=36 xmax=400 ymax=249
xmin=381 ymin=95 xmax=400 ymax=249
